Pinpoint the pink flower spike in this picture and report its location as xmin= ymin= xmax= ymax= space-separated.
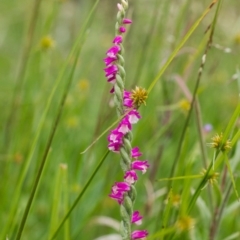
xmin=132 ymin=160 xmax=150 ymax=174
xmin=113 ymin=35 xmax=123 ymax=44
xmin=131 ymin=147 xmax=142 ymax=158
xmin=124 ymin=170 xmax=138 ymax=184
xmin=117 ymin=117 xmax=132 ymax=134
xmin=127 ymin=109 xmax=141 ymax=124
xmin=119 ymin=26 xmax=126 ymax=33
xmin=131 ymin=211 xmax=143 ymax=225
xmin=112 ymin=182 xmax=131 ymax=193
xmin=131 ymin=230 xmax=148 ymax=239
xmin=123 ymin=18 xmax=132 ymax=24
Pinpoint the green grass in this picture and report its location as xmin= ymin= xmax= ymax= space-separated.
xmin=1 ymin=0 xmax=240 ymax=239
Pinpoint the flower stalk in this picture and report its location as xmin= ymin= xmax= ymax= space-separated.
xmin=103 ymin=1 xmax=148 ymax=239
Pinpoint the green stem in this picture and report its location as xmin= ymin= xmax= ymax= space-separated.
xmin=3 ymin=0 xmax=43 ymax=149
xmin=158 ymin=175 xmax=203 ymax=181
xmin=1 ymin=1 xmax=100 ymax=236
xmin=48 ymin=165 xmax=62 ymax=239
xmin=147 ymin=0 xmax=218 ymax=94
xmin=223 ymin=153 xmax=239 ymax=200
xmin=50 ymin=150 xmax=109 ymax=240
xmin=187 ymin=149 xmax=221 ymax=214
xmin=222 ymin=102 xmax=240 ymax=144
xmin=15 ymin=42 xmax=82 ymax=240
xmin=61 ymin=165 xmax=70 ymax=240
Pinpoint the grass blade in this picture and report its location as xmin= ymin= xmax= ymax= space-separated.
xmin=50 ymin=150 xmax=109 ymax=240
xmin=147 ymin=0 xmax=218 ymax=94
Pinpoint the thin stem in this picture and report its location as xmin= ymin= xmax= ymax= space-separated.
xmin=132 ymin=0 xmax=163 ymax=86
xmin=15 ymin=45 xmax=81 ymax=240
xmin=169 ymin=22 xmax=213 ymax=184
xmin=1 ymin=1 xmax=100 ymax=237
xmin=3 ymin=0 xmax=42 ymax=149
xmin=153 ymin=2 xmax=218 ymax=231
xmin=194 ymin=100 xmax=208 ymax=168
xmin=50 ymin=150 xmax=109 ymax=240
xmin=162 ymin=0 xmax=221 ymax=226
xmin=147 ymin=0 xmax=218 ymax=94
xmin=187 ymin=149 xmax=220 ymax=214
xmin=222 ymin=103 xmax=240 ymax=144
xmin=158 ymin=175 xmax=203 ymax=181
xmin=209 ymin=183 xmax=232 ymax=240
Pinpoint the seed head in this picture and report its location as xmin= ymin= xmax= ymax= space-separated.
xmin=130 ymin=86 xmax=148 ymax=108
xmin=208 ymin=132 xmax=232 ymax=151
xmin=176 ymin=215 xmax=195 ymax=232
xmin=223 ymin=139 xmax=232 ymax=151
xmin=171 ymin=193 xmax=181 ymax=207
xmin=201 ymin=169 xmax=219 ymax=185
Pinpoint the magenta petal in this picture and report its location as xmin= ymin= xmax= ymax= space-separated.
xmin=123 ymin=18 xmax=132 ymax=24
xmin=112 ymin=182 xmax=131 ymax=193
xmin=108 ymin=129 xmax=123 ymax=143
xmin=110 ymin=86 xmax=115 ymax=93
xmin=113 ymin=35 xmax=123 ymax=44
xmin=109 ymin=191 xmax=124 ymax=204
xmin=131 ymin=147 xmax=142 ymax=158
xmin=124 ymin=90 xmax=131 ymax=98
xmin=131 ymin=211 xmax=143 ymax=225
xmin=108 ymin=142 xmax=121 ymax=152
xmin=104 ymin=56 xmax=117 ymax=66
xmin=124 ymin=170 xmax=138 ymax=184
xmin=117 ymin=117 xmax=132 ymax=134
xmin=127 ymin=109 xmax=141 ymax=124
xmin=131 ymin=230 xmax=148 ymax=239
xmin=106 ymin=45 xmax=120 ymax=58
xmin=124 ymin=98 xmax=134 ymax=108
xmin=131 ymin=160 xmax=150 ymax=174
xmin=123 ymin=90 xmax=134 ymax=108
xmin=104 ymin=65 xmax=118 ymax=77
xmin=119 ymin=26 xmax=126 ymax=33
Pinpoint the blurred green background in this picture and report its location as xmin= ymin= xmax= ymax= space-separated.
xmin=0 ymin=0 xmax=240 ymax=239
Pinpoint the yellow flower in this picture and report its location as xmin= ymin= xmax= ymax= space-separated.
xmin=40 ymin=36 xmax=55 ymax=50
xmin=179 ymin=99 xmax=190 ymax=112
xmin=176 ymin=215 xmax=195 ymax=232
xmin=234 ymin=33 xmax=240 ymax=45
xmin=66 ymin=116 xmax=78 ymax=128
xmin=131 ymin=86 xmax=148 ymax=107
xmin=78 ymin=79 xmax=90 ymax=91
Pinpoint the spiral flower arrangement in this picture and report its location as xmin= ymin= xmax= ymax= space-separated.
xmin=103 ymin=1 xmax=149 ymax=239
